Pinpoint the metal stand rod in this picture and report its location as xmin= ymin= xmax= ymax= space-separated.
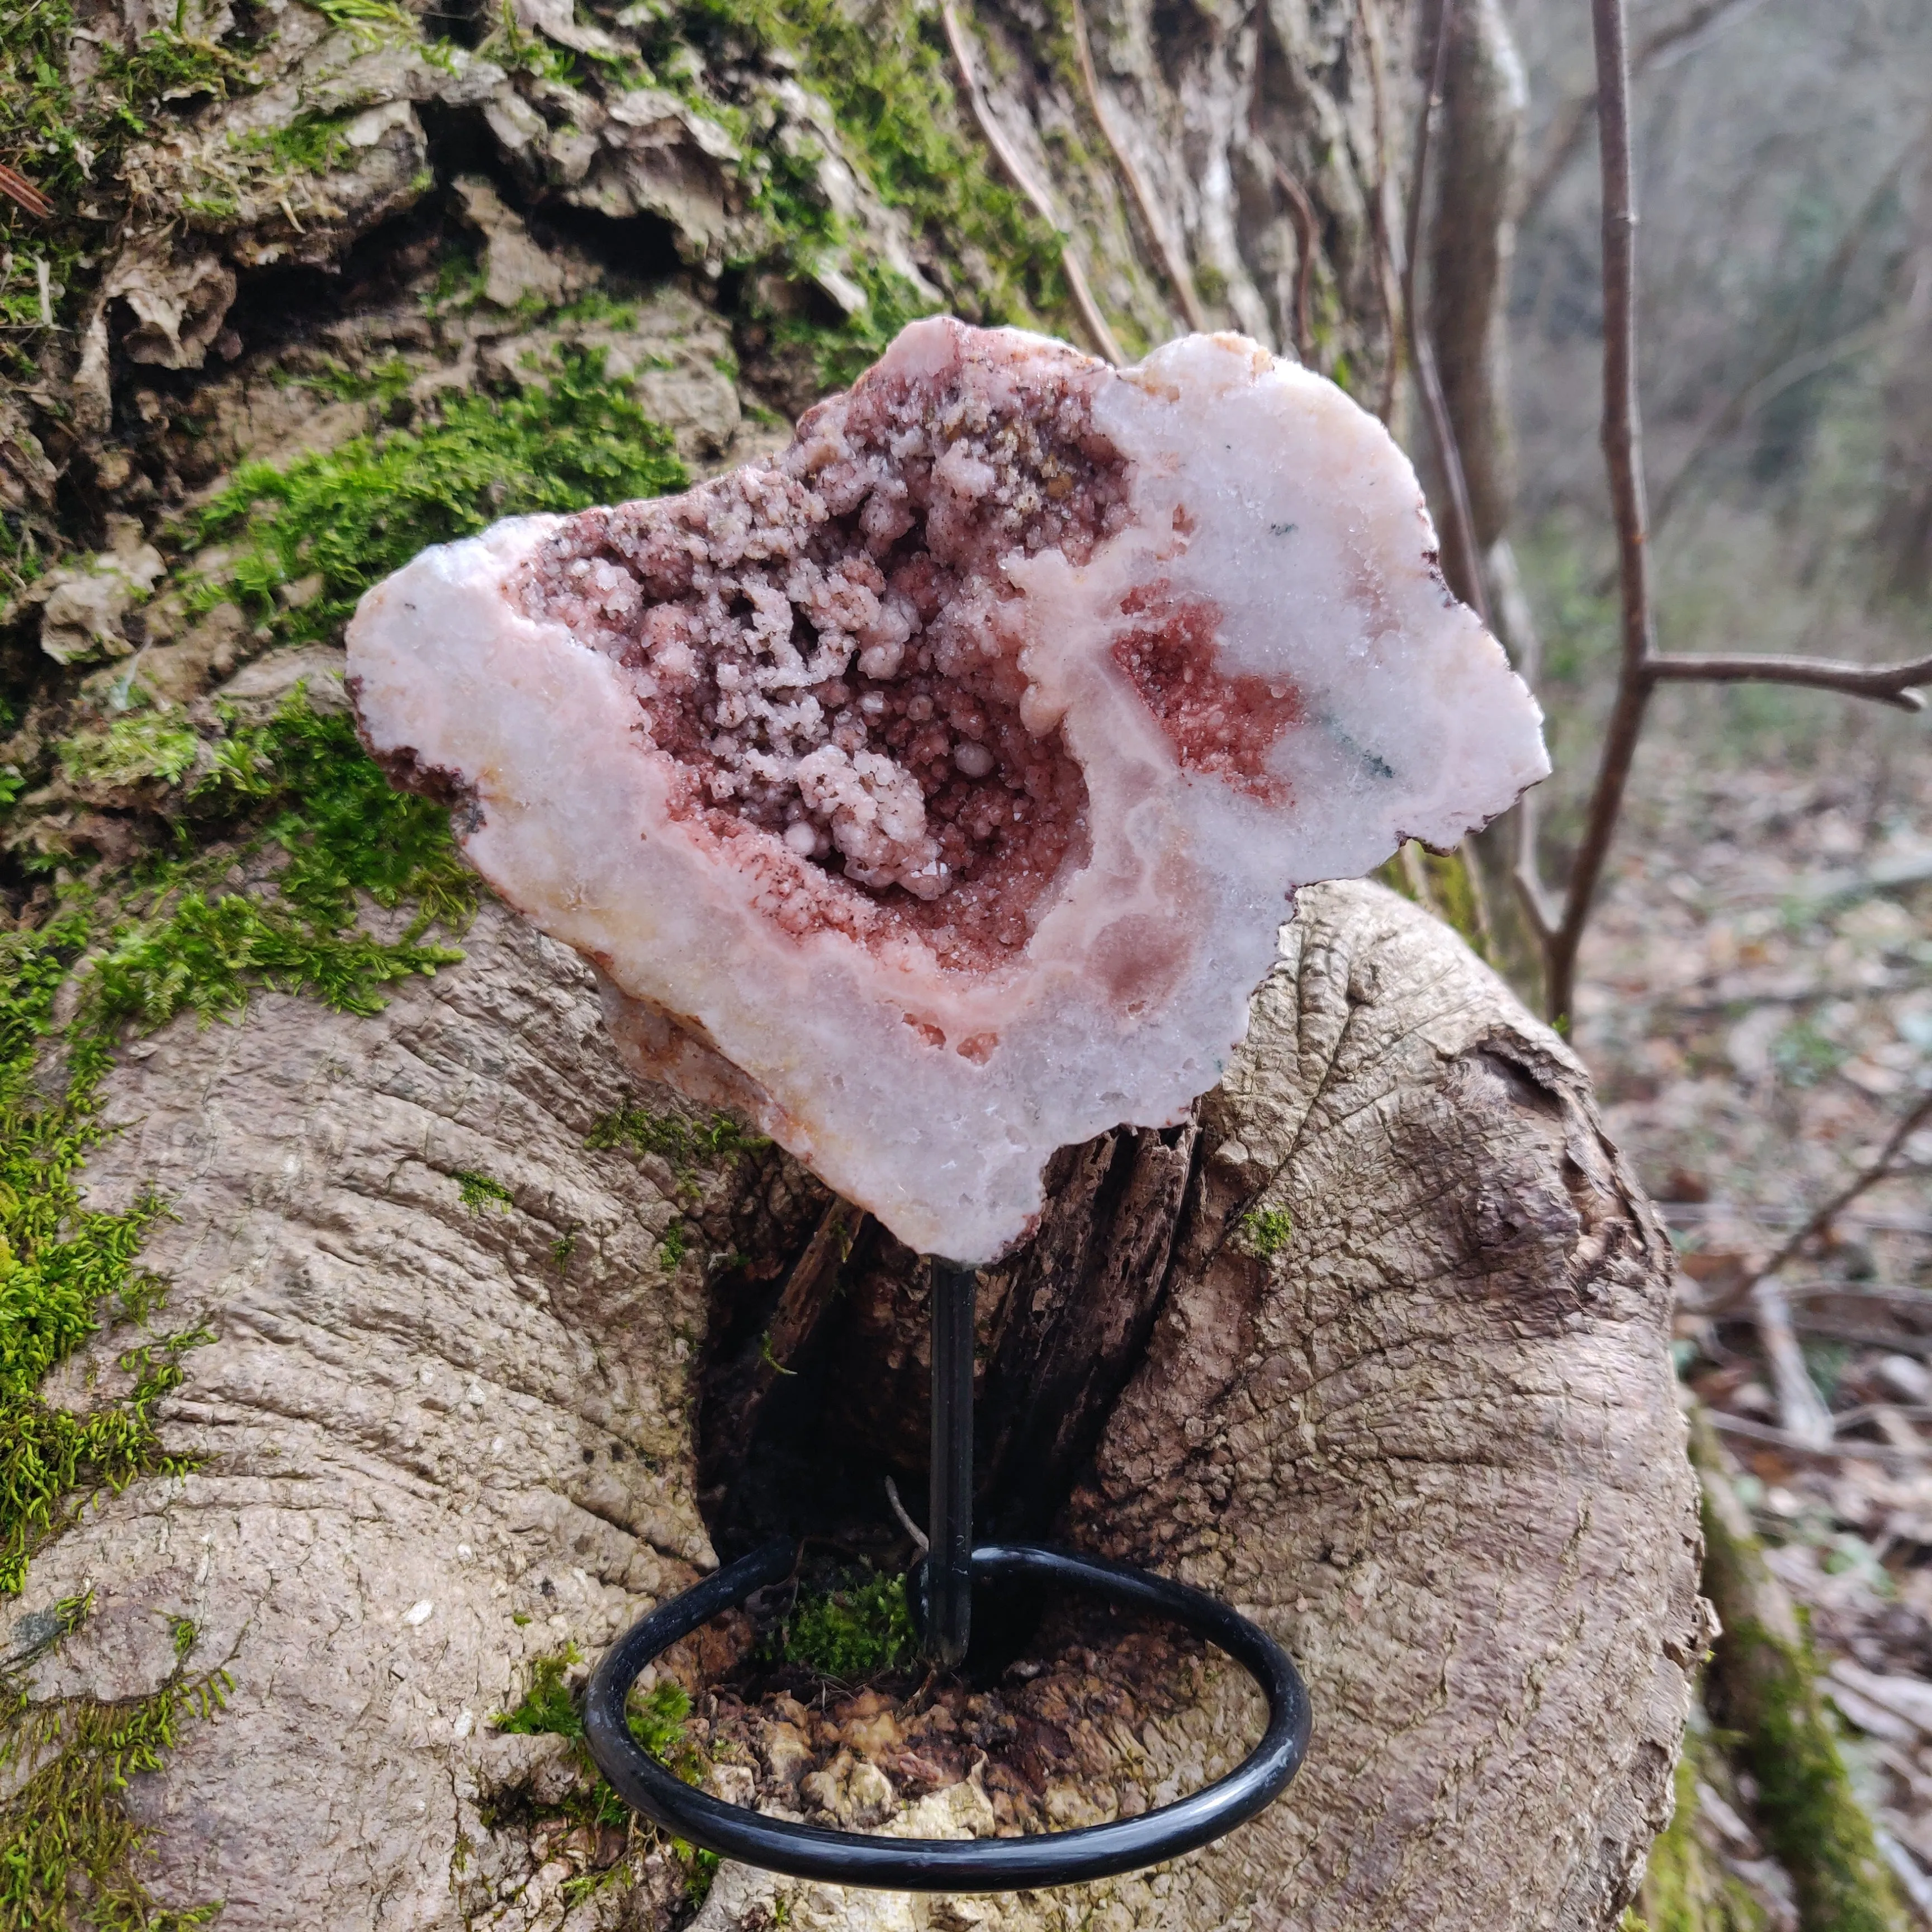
xmin=583 ymin=1252 xmax=1312 ymax=1891
xmin=925 ymin=1257 xmax=977 ymax=1666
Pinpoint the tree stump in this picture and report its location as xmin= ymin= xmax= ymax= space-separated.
xmin=8 ymin=878 xmax=1702 ymax=1929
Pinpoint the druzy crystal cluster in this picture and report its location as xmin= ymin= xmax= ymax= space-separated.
xmin=347 ymin=319 xmax=1547 ymax=1261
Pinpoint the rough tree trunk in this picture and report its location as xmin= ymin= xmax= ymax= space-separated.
xmin=11 ymin=882 xmax=1702 ymax=1930
xmin=0 ymin=0 xmax=1701 ymax=1925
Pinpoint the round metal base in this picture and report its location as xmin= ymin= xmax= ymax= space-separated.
xmin=583 ymin=1538 xmax=1310 ymax=1893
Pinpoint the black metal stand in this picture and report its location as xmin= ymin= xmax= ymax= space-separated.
xmin=583 ymin=1257 xmax=1311 ymax=1893
xmin=922 ymin=1258 xmax=977 ymax=1666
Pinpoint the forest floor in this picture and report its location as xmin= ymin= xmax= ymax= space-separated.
xmin=1570 ymin=726 xmax=1932 ymax=1924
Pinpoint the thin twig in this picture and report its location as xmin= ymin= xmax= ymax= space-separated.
xmin=884 ymin=1475 xmax=929 ymax=1554
xmin=1068 ymin=0 xmax=1205 ymax=333
xmin=1351 ymin=0 xmax=1404 ymax=423
xmin=1519 ymin=0 xmax=1765 ymax=222
xmin=1540 ymin=0 xmax=1654 ymax=1026
xmin=1268 ymin=159 xmax=1319 ymax=367
xmin=0 ymin=163 xmax=52 ymax=220
xmin=1401 ymin=0 xmax=1491 ymax=624
xmin=1749 ymin=1277 xmax=1835 ymax=1449
xmin=1644 ymin=649 xmax=1932 ymax=713
xmin=937 ymin=0 xmax=1125 ymax=367
xmin=1732 ymin=1087 xmax=1932 ymax=1301
xmin=1707 ymin=1409 xmax=1922 ymax=1468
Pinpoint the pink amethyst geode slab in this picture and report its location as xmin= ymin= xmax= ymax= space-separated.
xmin=347 ymin=318 xmax=1548 ymax=1262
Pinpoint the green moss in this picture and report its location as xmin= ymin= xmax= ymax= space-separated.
xmin=1240 ymin=1206 xmax=1294 ymax=1259
xmin=1373 ymin=842 xmax=1491 ymax=962
xmin=1725 ymin=1613 xmax=1902 ymax=1932
xmin=1637 ymin=1739 xmax=1774 ymax=1932
xmin=477 ymin=0 xmax=594 ymax=86
xmin=235 ymin=110 xmax=354 ymax=173
xmin=179 ymin=191 xmax=241 ymax=223
xmin=0 ymin=910 xmax=202 ymax=1602
xmin=552 ymin=0 xmax=1072 ymax=384
xmin=494 ymin=1644 xmax=585 ymax=1737
xmin=491 ymin=1649 xmax=705 ymax=1865
xmin=754 ymin=0 xmax=1061 ymax=318
xmin=628 ymin=1680 xmax=698 ymax=1769
xmin=305 ymin=0 xmax=418 ymax=42
xmin=587 ymin=1102 xmax=764 ymax=1172
xmin=3 ymin=340 xmax=685 ymax=1608
xmin=0 ymin=1599 xmax=231 ymax=1928
xmin=1692 ymin=1412 xmax=1908 ymax=1932
xmin=0 ymin=0 xmax=252 ymax=380
xmin=238 ymin=698 xmax=477 ymax=931
xmin=456 ymin=1171 xmax=514 ymax=1214
xmin=58 ymin=711 xmax=202 ymax=790
xmin=763 ymin=254 xmax=940 ymax=396
xmin=282 ymin=355 xmax=415 ymax=408
xmin=657 ymin=1222 xmax=690 ymax=1270
xmin=1417 ymin=847 xmax=1490 ymax=959
xmin=192 ymin=347 xmax=688 ymax=649
xmin=781 ymin=1569 xmax=915 ymax=1680
xmin=1 ymin=680 xmax=485 ymax=1602
xmin=1639 ymin=1754 xmax=1702 ymax=1932
xmin=684 ymin=1846 xmax=721 ymax=1906
xmin=551 ymin=288 xmax=645 ymax=332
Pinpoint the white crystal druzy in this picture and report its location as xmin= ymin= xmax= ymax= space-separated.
xmin=348 ymin=320 xmax=1547 ymax=1261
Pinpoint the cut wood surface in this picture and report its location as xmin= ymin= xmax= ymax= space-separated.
xmin=10 ymin=882 xmax=1703 ymax=1929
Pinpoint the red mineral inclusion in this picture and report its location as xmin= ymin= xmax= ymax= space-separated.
xmin=1110 ymin=581 xmax=1302 ymax=803
xmin=509 ymin=331 xmax=1301 ymax=991
xmin=508 ymin=337 xmax=1131 ymax=981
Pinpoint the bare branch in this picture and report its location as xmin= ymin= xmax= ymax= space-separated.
xmin=1519 ymin=0 xmax=1765 ymax=222
xmin=1734 ymin=1087 xmax=1932 ymax=1301
xmin=1748 ymin=1277 xmax=1835 ymax=1448
xmin=1707 ymin=1409 xmax=1922 ymax=1469
xmin=1068 ymin=0 xmax=1207 ymax=334
xmin=1351 ymin=0 xmax=1405 ymax=423
xmin=937 ymin=0 xmax=1125 ymax=367
xmin=1540 ymin=0 xmax=1656 ymax=1026
xmin=884 ymin=1475 xmax=929 ymax=1553
xmin=1512 ymin=807 xmax=1558 ymax=944
xmin=1269 ymin=158 xmax=1319 ymax=367
xmin=1402 ymin=0 xmax=1491 ymax=624
xmin=1644 ymin=649 xmax=1932 ymax=712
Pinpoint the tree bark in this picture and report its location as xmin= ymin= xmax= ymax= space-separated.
xmin=6 ymin=882 xmax=1702 ymax=1930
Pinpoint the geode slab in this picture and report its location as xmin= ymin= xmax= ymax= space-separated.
xmin=347 ymin=319 xmax=1547 ymax=1261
